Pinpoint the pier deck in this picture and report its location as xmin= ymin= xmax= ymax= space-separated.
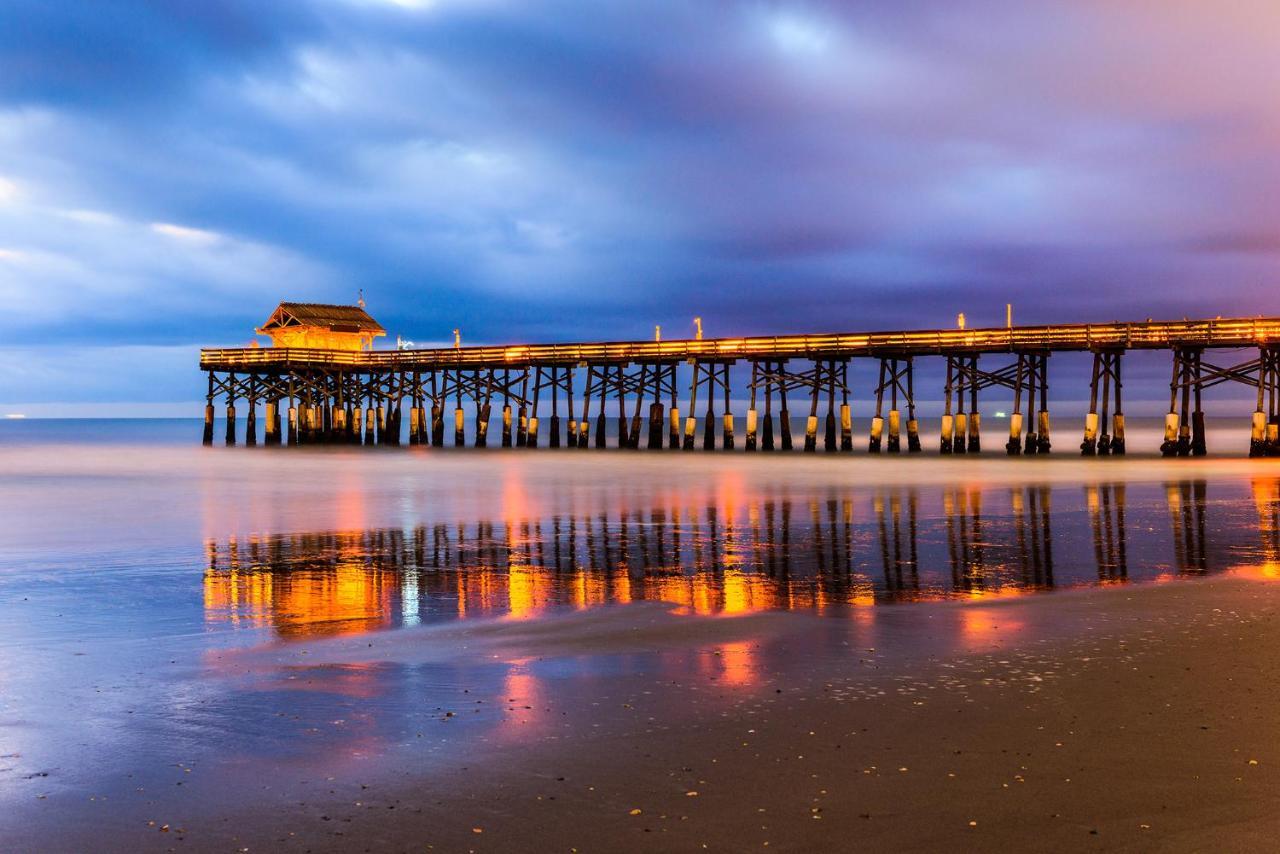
xmin=198 ymin=314 xmax=1280 ymax=458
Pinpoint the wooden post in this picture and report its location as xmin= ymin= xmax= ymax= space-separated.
xmin=408 ymin=372 xmax=421 ymax=445
xmin=245 ymin=380 xmax=258 ymax=447
xmin=762 ymin=363 xmax=775 ymax=451
xmin=683 ymin=361 xmax=699 ymax=451
xmin=264 ymin=400 xmax=278 ymax=446
xmin=953 ymin=360 xmax=967 ymax=456
xmin=804 ymin=361 xmax=820 ymax=453
xmin=1023 ymin=355 xmax=1038 ymax=455
xmin=1035 ymin=355 xmax=1050 ymax=454
xmin=703 ymin=364 xmax=717 ymax=451
xmin=905 ymin=358 xmax=920 ymax=452
xmin=567 ymin=365 xmax=578 ymax=448
xmin=617 ymin=365 xmax=632 ymax=449
xmin=429 ymin=372 xmax=443 ymax=447
xmin=779 ymin=361 xmax=793 ymax=451
xmin=527 ymin=367 xmax=541 ymax=448
xmin=840 ymin=361 xmax=853 ymax=452
xmin=648 ymin=365 xmax=665 ymax=450
xmin=1190 ymin=350 xmax=1206 ymax=456
xmin=823 ymin=360 xmax=837 ymax=452
xmin=1252 ymin=349 xmax=1268 ymax=458
xmin=476 ymin=371 xmax=493 ymax=448
xmin=1097 ymin=353 xmax=1113 ymax=455
xmin=1007 ymin=354 xmax=1024 ymax=455
xmin=967 ymin=356 xmax=981 ymax=453
xmin=224 ymin=373 xmax=237 ymax=446
xmin=549 ymin=367 xmax=562 ymax=449
xmin=580 ymin=366 xmax=594 ymax=449
xmin=887 ymin=359 xmax=901 ymax=454
xmin=1116 ymin=350 xmax=1126 ymax=453
xmin=869 ymin=359 xmax=886 ymax=453
xmin=745 ymin=362 xmax=759 ymax=452
xmin=629 ymin=365 xmax=646 ymax=449
xmin=1162 ymin=350 xmax=1183 ymax=457
xmin=202 ymin=371 xmax=215 ymax=448
xmin=454 ymin=371 xmax=466 ymax=448
xmin=1082 ymin=352 xmax=1100 ymax=455
xmin=668 ymin=366 xmax=681 ymax=449
xmin=941 ymin=358 xmax=954 ymax=454
xmin=514 ymin=371 xmax=528 ymax=447
xmin=502 ymin=369 xmax=514 ymax=448
xmin=596 ymin=366 xmax=609 ymax=449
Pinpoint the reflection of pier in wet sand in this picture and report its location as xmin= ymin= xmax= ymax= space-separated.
xmin=203 ymin=477 xmax=1271 ymax=636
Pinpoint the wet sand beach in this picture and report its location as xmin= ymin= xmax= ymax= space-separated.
xmin=4 ymin=425 xmax=1280 ymax=851
xmin=10 ymin=575 xmax=1280 ymax=852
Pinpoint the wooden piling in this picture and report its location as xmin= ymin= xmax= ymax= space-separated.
xmin=527 ymin=367 xmax=541 ymax=448
xmin=745 ymin=362 xmax=759 ymax=452
xmin=967 ymin=357 xmax=981 ymax=453
xmin=246 ymin=392 xmax=258 ymax=447
xmin=779 ymin=363 xmax=793 ymax=451
xmin=549 ymin=367 xmax=562 ymax=449
xmin=595 ymin=366 xmax=609 ymax=449
xmin=1189 ymin=350 xmax=1206 ymax=456
xmin=225 ymin=402 xmax=237 ymax=446
xmin=702 ymin=365 xmax=717 ymax=451
xmin=762 ymin=364 xmax=775 ymax=451
xmin=502 ymin=370 xmax=514 ymax=448
xmin=721 ymin=365 xmax=734 ymax=450
xmin=264 ymin=401 xmax=278 ymax=446
xmin=630 ymin=365 xmax=647 ymax=449
xmin=840 ymin=361 xmax=854 ymax=452
xmin=905 ymin=358 xmax=920 ymax=452
xmin=476 ymin=373 xmax=492 ymax=448
xmin=683 ymin=362 xmax=699 ymax=451
xmin=647 ymin=366 xmax=665 ymax=450
xmin=887 ymin=360 xmax=901 ymax=454
xmin=668 ymin=370 xmax=681 ymax=449
xmin=941 ymin=359 xmax=954 ymax=454
xmin=517 ymin=370 xmax=530 ymax=447
xmin=202 ymin=373 xmax=215 ymax=448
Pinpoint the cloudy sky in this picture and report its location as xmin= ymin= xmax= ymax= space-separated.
xmin=2 ymin=0 xmax=1279 ymax=410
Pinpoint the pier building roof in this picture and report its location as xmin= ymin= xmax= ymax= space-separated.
xmin=256 ymin=302 xmax=385 ymax=351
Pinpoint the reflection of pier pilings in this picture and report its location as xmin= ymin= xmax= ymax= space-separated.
xmin=1086 ymin=483 xmax=1128 ymax=581
xmin=1012 ymin=485 xmax=1054 ymax=588
xmin=876 ymin=489 xmax=919 ymax=597
xmin=1252 ymin=479 xmax=1280 ymax=566
xmin=945 ymin=488 xmax=985 ymax=591
xmin=1166 ymin=480 xmax=1208 ymax=573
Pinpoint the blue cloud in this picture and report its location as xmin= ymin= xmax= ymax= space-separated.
xmin=0 ymin=0 xmax=1278 ymax=406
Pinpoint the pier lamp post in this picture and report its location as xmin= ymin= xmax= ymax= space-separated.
xmin=655 ymin=325 xmax=661 ymax=342
xmin=453 ymin=328 xmax=461 ymax=349
xmin=694 ymin=317 xmax=703 ymax=341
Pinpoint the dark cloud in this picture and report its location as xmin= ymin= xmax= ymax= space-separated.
xmin=1 ymin=0 xmax=1278 ymax=406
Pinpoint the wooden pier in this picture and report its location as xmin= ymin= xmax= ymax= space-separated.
xmin=200 ymin=305 xmax=1280 ymax=457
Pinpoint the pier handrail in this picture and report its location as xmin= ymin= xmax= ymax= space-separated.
xmin=200 ymin=315 xmax=1280 ymax=372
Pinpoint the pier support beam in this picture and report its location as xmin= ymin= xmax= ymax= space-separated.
xmin=264 ymin=401 xmax=279 ymax=446
xmin=870 ymin=357 xmax=917 ymax=454
xmin=1163 ymin=348 xmax=1203 ymax=457
xmin=1082 ymin=351 xmax=1124 ymax=456
xmin=1252 ymin=349 xmax=1280 ymax=457
xmin=202 ymin=373 xmax=215 ymax=448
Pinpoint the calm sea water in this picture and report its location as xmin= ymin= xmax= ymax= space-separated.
xmin=2 ymin=418 xmax=1279 ymax=839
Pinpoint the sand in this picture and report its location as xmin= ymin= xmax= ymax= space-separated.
xmin=22 ymin=571 xmax=1280 ymax=853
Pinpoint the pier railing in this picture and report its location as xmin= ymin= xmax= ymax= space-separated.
xmin=201 ymin=316 xmax=1280 ymax=371
xmin=198 ymin=314 xmax=1280 ymax=459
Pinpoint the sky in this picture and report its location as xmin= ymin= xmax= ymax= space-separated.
xmin=1 ymin=0 xmax=1279 ymax=411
